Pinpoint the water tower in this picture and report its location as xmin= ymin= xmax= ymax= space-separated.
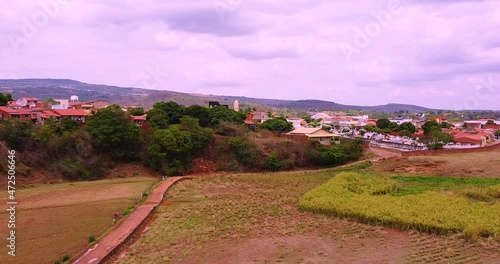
xmin=70 ymin=95 xmax=79 ymax=102
xmin=234 ymin=100 xmax=240 ymax=112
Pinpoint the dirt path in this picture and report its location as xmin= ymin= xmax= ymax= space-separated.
xmin=73 ymin=177 xmax=187 ymax=264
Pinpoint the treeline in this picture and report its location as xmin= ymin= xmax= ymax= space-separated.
xmin=0 ymin=102 xmax=363 ymax=181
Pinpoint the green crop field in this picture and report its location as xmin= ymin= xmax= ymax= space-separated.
xmin=300 ymin=171 xmax=500 ymax=241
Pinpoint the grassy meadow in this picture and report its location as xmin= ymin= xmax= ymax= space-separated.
xmin=0 ymin=177 xmax=157 ymax=264
xmin=300 ymin=171 xmax=500 ymax=240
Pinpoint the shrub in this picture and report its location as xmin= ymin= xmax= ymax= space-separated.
xmin=260 ymin=118 xmax=293 ymax=132
xmin=88 ymin=235 xmax=96 ymax=244
xmin=264 ymin=153 xmax=281 ymax=171
xmin=228 ymin=136 xmax=260 ymax=168
xmin=62 ymin=254 xmax=70 ymax=262
xmin=0 ymin=119 xmax=34 ymax=151
xmin=55 ymin=155 xmax=109 ymax=181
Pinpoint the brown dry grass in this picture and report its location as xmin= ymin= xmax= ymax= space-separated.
xmin=0 ymin=177 xmax=157 ymax=264
xmin=373 ymin=147 xmax=500 ymax=178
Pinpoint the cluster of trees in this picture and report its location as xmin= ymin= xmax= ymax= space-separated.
xmin=364 ymin=118 xmax=417 ymax=136
xmin=259 ymin=117 xmax=293 ymax=132
xmin=0 ymin=101 xmax=365 ymax=180
xmin=419 ymin=120 xmax=454 ymax=149
xmin=0 ymin=93 xmax=13 ymax=106
xmin=146 ymin=102 xmax=245 ymax=129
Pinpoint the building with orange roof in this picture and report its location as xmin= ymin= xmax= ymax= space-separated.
xmin=53 ymin=109 xmax=90 ymax=122
xmin=0 ymin=106 xmax=33 ymax=121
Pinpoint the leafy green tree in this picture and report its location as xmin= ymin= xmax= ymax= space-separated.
xmin=486 ymin=120 xmax=495 ymax=125
xmin=86 ymin=105 xmax=140 ymax=159
xmin=146 ymin=108 xmax=169 ymax=129
xmin=151 ymin=101 xmax=185 ymax=124
xmin=260 ymin=118 xmax=293 ymax=132
xmin=495 ymin=130 xmax=500 ymax=138
xmin=440 ymin=122 xmax=453 ymax=129
xmin=308 ymin=145 xmax=346 ymax=166
xmin=364 ymin=124 xmax=381 ymax=133
xmin=147 ymin=116 xmax=213 ymax=175
xmin=32 ymin=118 xmax=79 ymax=144
xmin=175 ymin=116 xmax=213 ymax=150
xmin=420 ymin=127 xmax=453 ymax=149
xmin=376 ymin=118 xmax=391 ymax=129
xmin=128 ymin=107 xmax=145 ymax=116
xmin=0 ymin=119 xmax=33 ymax=150
xmin=399 ymin=130 xmax=413 ymax=138
xmin=422 ymin=120 xmax=440 ymax=135
xmin=0 ymin=93 xmax=13 ymax=106
xmin=398 ymin=122 xmax=416 ymax=133
xmin=302 ymin=116 xmax=313 ymax=123
xmin=208 ymin=106 xmax=245 ymax=127
xmin=185 ymin=105 xmax=211 ymax=127
xmin=388 ymin=122 xmax=399 ymax=131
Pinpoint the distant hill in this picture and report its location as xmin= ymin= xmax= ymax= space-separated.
xmin=0 ymin=78 xmax=432 ymax=112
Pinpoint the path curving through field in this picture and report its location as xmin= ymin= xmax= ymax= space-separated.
xmin=73 ymin=176 xmax=188 ymax=264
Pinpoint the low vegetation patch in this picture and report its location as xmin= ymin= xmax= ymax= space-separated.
xmin=300 ymin=172 xmax=500 ymax=240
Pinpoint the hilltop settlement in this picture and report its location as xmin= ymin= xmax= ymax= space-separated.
xmin=1 ymin=94 xmax=499 ymax=152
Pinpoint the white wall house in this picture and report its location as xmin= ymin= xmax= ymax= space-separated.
xmin=287 ymin=118 xmax=305 ymax=129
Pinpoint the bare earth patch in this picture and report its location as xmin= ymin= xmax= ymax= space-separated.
xmin=0 ymin=177 xmax=156 ymax=264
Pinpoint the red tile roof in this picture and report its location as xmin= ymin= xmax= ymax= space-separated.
xmin=7 ymin=101 xmax=22 ymax=107
xmin=53 ymin=109 xmax=90 ymax=116
xmin=19 ymin=97 xmax=39 ymax=101
xmin=132 ymin=115 xmax=147 ymax=121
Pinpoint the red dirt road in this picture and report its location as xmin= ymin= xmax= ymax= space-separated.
xmin=73 ymin=177 xmax=186 ymax=264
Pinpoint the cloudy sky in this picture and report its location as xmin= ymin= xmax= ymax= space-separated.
xmin=1 ymin=0 xmax=500 ymax=109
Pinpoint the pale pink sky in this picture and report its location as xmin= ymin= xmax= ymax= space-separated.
xmin=1 ymin=0 xmax=500 ymax=109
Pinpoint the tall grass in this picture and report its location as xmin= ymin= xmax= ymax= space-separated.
xmin=299 ymin=172 xmax=500 ymax=240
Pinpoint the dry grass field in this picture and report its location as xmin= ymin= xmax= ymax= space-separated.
xmin=0 ymin=177 xmax=157 ymax=264
xmin=372 ymin=147 xmax=500 ymax=178
xmin=114 ymin=166 xmax=500 ymax=264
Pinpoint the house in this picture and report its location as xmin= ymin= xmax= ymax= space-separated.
xmin=365 ymin=119 xmax=377 ymax=126
xmin=311 ymin=112 xmax=331 ymax=120
xmin=0 ymin=106 xmax=33 ymax=121
xmin=286 ymin=117 xmax=305 ymax=129
xmin=37 ymin=110 xmax=62 ymax=124
xmin=16 ymin=97 xmax=39 ymax=108
xmin=248 ymin=112 xmax=269 ymax=124
xmin=464 ymin=121 xmax=482 ymax=130
xmin=7 ymin=101 xmax=23 ymax=109
xmin=453 ymin=132 xmax=486 ymax=147
xmin=51 ymin=99 xmax=70 ymax=110
xmin=482 ymin=124 xmax=500 ymax=130
xmin=208 ymin=101 xmax=229 ymax=109
xmin=429 ymin=116 xmax=448 ymax=124
xmin=87 ymin=100 xmax=111 ymax=110
xmin=390 ymin=118 xmax=413 ymax=125
xmin=53 ymin=109 xmax=90 ymax=122
xmin=286 ymin=127 xmax=339 ymax=145
xmin=244 ymin=120 xmax=256 ymax=130
xmin=131 ymin=115 xmax=147 ymax=126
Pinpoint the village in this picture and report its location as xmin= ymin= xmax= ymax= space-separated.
xmin=1 ymin=96 xmax=499 ymax=152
